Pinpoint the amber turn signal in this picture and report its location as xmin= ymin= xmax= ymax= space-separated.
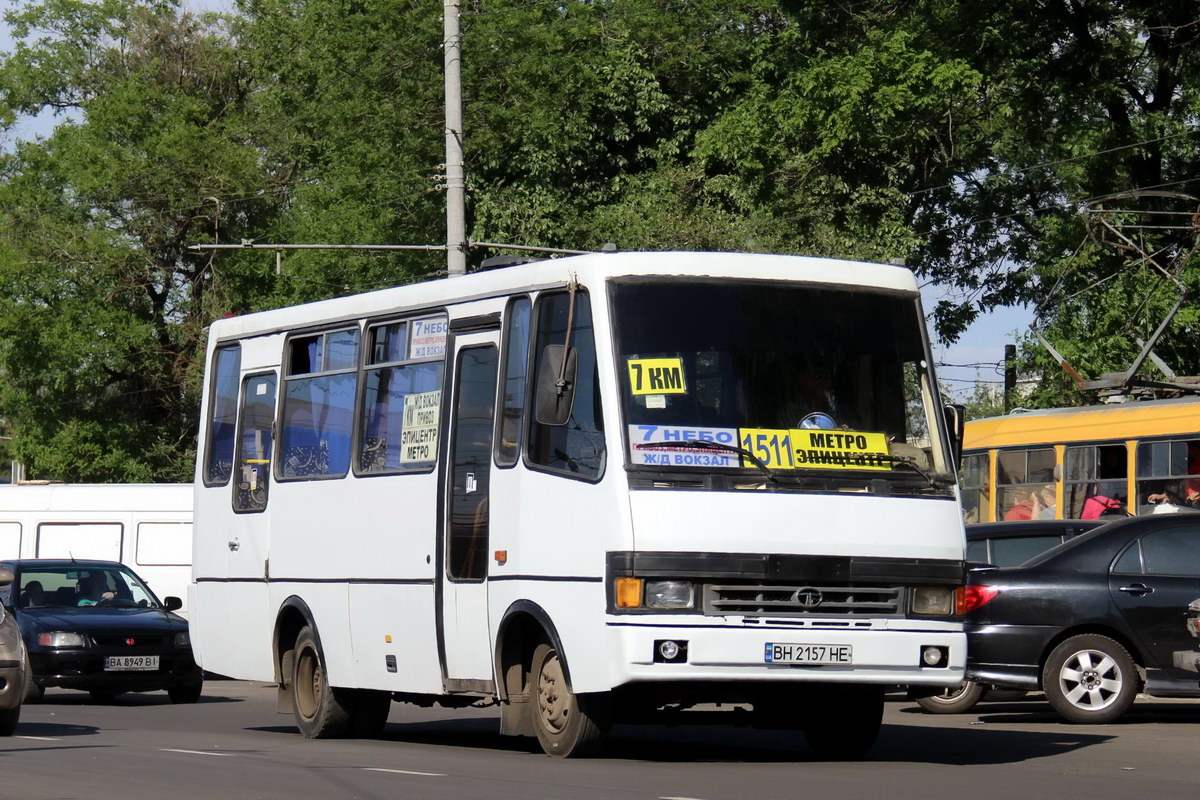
xmin=616 ymin=577 xmax=644 ymax=608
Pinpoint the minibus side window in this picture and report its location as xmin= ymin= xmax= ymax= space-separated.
xmin=234 ymin=373 xmax=277 ymax=513
xmin=204 ymin=344 xmax=242 ymax=486
xmin=996 ymin=447 xmax=1056 ymax=520
xmin=1064 ymin=443 xmax=1127 ymax=518
xmin=357 ymin=316 xmax=446 ymax=473
xmin=527 ymin=291 xmax=605 ymax=479
xmin=496 ymin=296 xmax=532 ymax=468
xmin=280 ymin=328 xmax=360 ymax=480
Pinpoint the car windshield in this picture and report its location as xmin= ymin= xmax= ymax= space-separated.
xmin=611 ymin=279 xmax=952 ymax=486
xmin=16 ymin=567 xmax=161 ymax=610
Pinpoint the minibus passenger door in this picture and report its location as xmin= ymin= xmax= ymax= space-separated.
xmin=440 ymin=332 xmax=500 ymax=686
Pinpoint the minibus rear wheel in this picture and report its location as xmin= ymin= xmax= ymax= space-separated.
xmin=291 ymin=625 xmax=352 ymax=738
xmin=529 ymin=642 xmax=610 ymax=757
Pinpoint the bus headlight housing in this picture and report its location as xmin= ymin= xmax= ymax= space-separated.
xmin=645 ymin=581 xmax=695 ymax=610
xmin=911 ymin=586 xmax=954 ymax=616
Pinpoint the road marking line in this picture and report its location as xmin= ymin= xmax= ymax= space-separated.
xmin=159 ymin=748 xmax=236 ymax=757
xmin=16 ymin=735 xmax=59 ymax=741
xmin=363 ymin=767 xmax=446 ymax=777
xmin=660 ymin=797 xmax=709 ymax=800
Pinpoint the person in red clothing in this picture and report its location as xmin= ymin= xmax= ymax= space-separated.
xmin=1003 ymin=490 xmax=1036 ymax=520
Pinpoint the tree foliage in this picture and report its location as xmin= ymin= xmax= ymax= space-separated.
xmin=0 ymin=0 xmax=1197 ymax=479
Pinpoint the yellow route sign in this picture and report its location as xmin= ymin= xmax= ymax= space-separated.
xmin=627 ymin=358 xmax=687 ymax=395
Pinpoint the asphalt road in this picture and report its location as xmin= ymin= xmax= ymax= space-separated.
xmin=2 ymin=682 xmax=1198 ymax=800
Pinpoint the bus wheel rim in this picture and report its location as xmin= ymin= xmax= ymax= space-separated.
xmin=537 ymin=652 xmax=569 ymax=734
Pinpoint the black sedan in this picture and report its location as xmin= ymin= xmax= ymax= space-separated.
xmin=0 ymin=559 xmax=202 ymax=703
xmin=963 ymin=514 xmax=1200 ymax=723
xmin=966 ymin=519 xmax=1105 ymax=568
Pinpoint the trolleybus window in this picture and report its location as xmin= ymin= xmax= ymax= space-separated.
xmin=527 ymin=291 xmax=604 ymax=479
xmin=205 ymin=344 xmax=242 ymax=486
xmin=496 ymin=297 xmax=532 ymax=467
xmin=358 ymin=315 xmax=447 ymax=474
xmin=997 ymin=447 xmax=1055 ymax=520
xmin=1136 ymin=438 xmax=1200 ymax=512
xmin=234 ymin=373 xmax=276 ymax=513
xmin=281 ymin=328 xmax=360 ymax=479
xmin=612 ymin=280 xmax=952 ymax=486
xmin=960 ymin=453 xmax=989 ymax=523
xmin=1064 ymin=443 xmax=1127 ymax=518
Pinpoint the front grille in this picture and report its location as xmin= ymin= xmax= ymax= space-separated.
xmin=702 ymin=583 xmax=903 ymax=617
xmin=90 ymin=635 xmax=169 ymax=648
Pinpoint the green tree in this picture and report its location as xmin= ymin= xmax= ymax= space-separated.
xmin=0 ymin=1 xmax=284 ymax=480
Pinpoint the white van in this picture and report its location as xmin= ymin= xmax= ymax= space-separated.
xmin=0 ymin=483 xmax=193 ymax=612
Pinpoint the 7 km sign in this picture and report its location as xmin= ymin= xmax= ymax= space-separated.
xmin=627 ymin=357 xmax=687 ymax=395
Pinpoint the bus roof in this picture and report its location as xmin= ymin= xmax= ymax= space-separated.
xmin=207 ymin=251 xmax=918 ymax=342
xmin=0 ymin=483 xmax=193 ymax=514
xmin=964 ymin=396 xmax=1200 ymax=450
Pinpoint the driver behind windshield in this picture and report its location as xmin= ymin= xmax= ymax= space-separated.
xmin=76 ymin=572 xmax=116 ymax=607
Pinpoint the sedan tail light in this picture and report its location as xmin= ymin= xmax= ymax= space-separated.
xmin=956 ymin=585 xmax=1000 ymax=615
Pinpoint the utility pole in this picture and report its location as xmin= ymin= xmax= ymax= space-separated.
xmin=443 ymin=0 xmax=467 ymax=276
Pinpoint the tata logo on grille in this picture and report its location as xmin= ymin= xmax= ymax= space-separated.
xmin=125 ymin=638 xmax=136 ymax=646
xmin=791 ymin=588 xmax=823 ymax=608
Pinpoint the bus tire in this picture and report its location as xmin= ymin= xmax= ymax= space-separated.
xmin=291 ymin=625 xmax=352 ymax=738
xmin=348 ymin=690 xmax=391 ymax=738
xmin=802 ymin=684 xmax=884 ymax=761
xmin=529 ymin=642 xmax=610 ymax=757
xmin=1042 ymin=634 xmax=1137 ymax=724
xmin=0 ymin=706 xmax=18 ymax=736
xmin=913 ymin=681 xmax=985 ymax=714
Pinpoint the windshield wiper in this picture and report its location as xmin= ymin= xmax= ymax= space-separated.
xmin=635 ymin=440 xmax=780 ymax=485
xmin=873 ymin=454 xmax=954 ymax=490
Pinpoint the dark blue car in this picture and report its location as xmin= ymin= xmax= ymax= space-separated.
xmin=0 ymin=559 xmax=202 ymax=703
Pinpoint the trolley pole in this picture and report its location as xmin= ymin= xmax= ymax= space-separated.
xmin=443 ymin=0 xmax=467 ymax=276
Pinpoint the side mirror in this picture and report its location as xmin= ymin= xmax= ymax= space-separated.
xmin=163 ymin=596 xmax=183 ymax=611
xmin=534 ymin=345 xmax=578 ymax=426
xmin=943 ymin=403 xmax=965 ymax=465
xmin=0 ymin=567 xmax=13 ymax=588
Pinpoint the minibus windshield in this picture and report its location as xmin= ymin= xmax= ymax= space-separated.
xmin=611 ymin=279 xmax=952 ymax=487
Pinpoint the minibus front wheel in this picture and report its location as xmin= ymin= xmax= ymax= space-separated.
xmin=529 ymin=642 xmax=611 ymax=757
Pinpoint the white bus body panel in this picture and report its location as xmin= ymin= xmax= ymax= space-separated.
xmin=188 ymin=252 xmax=964 ymax=697
xmin=0 ymin=483 xmax=193 ymax=611
xmin=629 ymin=491 xmax=964 ymax=560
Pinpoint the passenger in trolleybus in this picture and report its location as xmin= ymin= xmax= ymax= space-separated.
xmin=613 ymin=280 xmax=954 ymax=488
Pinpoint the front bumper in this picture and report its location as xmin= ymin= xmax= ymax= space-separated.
xmin=1172 ymin=650 xmax=1200 ymax=673
xmin=0 ymin=661 xmax=23 ymax=710
xmin=606 ymin=617 xmax=965 ymax=687
xmin=28 ymin=647 xmax=202 ymax=692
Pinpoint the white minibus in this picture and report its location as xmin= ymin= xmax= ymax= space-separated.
xmin=0 ymin=483 xmax=193 ymax=611
xmin=189 ymin=252 xmax=967 ymax=758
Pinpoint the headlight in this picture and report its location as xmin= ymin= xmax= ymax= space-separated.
xmin=37 ymin=632 xmax=86 ymax=648
xmin=173 ymin=631 xmax=190 ymax=647
xmin=911 ymin=587 xmax=954 ymax=616
xmin=645 ymin=580 xmax=695 ymax=610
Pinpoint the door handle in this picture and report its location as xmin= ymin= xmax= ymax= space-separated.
xmin=228 ymin=540 xmax=240 ymax=552
xmin=1118 ymin=583 xmax=1153 ymax=596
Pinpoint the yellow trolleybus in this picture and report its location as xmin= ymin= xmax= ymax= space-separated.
xmin=961 ymin=397 xmax=1200 ymax=524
